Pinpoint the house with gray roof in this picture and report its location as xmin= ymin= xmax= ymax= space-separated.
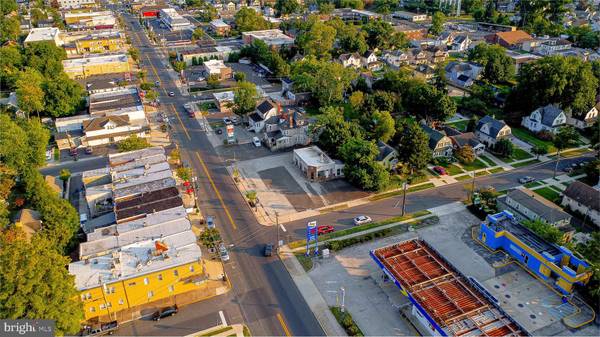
xmin=376 ymin=141 xmax=399 ymax=170
xmin=567 ymin=101 xmax=599 ymax=130
xmin=448 ymin=132 xmax=485 ymax=155
xmin=420 ymin=124 xmax=453 ymax=157
xmin=248 ymin=99 xmax=278 ymax=133
xmin=561 ymin=181 xmax=600 ymax=228
xmin=475 ymin=115 xmax=511 ymax=146
xmin=444 ymin=61 xmax=482 ymax=88
xmin=498 ymin=188 xmax=572 ymax=228
xmin=521 ymin=104 xmax=567 ymax=134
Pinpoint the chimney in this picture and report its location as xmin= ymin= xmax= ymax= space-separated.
xmin=277 ymin=102 xmax=281 ymax=114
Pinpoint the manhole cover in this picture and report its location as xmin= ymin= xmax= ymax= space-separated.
xmin=518 ymin=303 xmax=524 ymax=308
xmin=530 ymin=314 xmax=536 ymax=319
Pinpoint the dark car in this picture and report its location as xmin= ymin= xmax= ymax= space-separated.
xmin=216 ymin=128 xmax=223 ymax=135
xmin=433 ymin=166 xmax=447 ymax=175
xmin=152 ymin=305 xmax=178 ymax=321
xmin=84 ymin=147 xmax=93 ymax=155
xmin=168 ymin=91 xmax=175 ymax=97
xmin=264 ymin=244 xmax=273 ymax=257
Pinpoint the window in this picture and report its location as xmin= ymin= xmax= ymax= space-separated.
xmin=168 ymin=285 xmax=174 ymax=292
xmin=147 ymin=291 xmax=154 ymax=298
xmin=144 ymin=277 xmax=149 ymax=285
xmin=90 ymin=307 xmax=96 ymax=313
xmin=106 ymin=302 xmax=112 ymax=308
xmin=189 ymin=265 xmax=195 ymax=272
xmin=128 ymin=282 xmax=136 ymax=286
xmin=85 ymin=292 xmax=92 ymax=300
xmin=99 ymin=303 xmax=106 ymax=310
xmin=107 ymin=287 xmax=116 ymax=294
xmin=118 ymin=299 xmax=124 ymax=305
xmin=173 ymin=269 xmax=179 ymax=277
xmin=157 ymin=274 xmax=163 ymax=281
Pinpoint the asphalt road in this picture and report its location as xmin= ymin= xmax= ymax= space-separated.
xmin=283 ymin=154 xmax=596 ymax=239
xmin=116 ymin=12 xmax=325 ymax=337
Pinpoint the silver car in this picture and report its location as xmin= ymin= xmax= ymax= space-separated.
xmin=353 ymin=215 xmax=372 ymax=226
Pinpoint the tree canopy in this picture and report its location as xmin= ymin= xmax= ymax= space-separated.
xmin=297 ymin=21 xmax=336 ymax=59
xmin=468 ymin=43 xmax=515 ymax=84
xmin=232 ymin=81 xmax=259 ymax=116
xmin=291 ymin=56 xmax=357 ymax=106
xmin=275 ymin=0 xmax=300 ymax=16
xmin=117 ymin=135 xmax=150 ymax=152
xmin=234 ymin=8 xmax=271 ymax=32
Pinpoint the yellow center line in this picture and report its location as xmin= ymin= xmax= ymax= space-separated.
xmin=169 ymin=104 xmax=190 ymax=140
xmin=144 ymin=54 xmax=168 ymax=95
xmin=277 ymin=313 xmax=292 ymax=336
xmin=194 ymin=152 xmax=237 ymax=230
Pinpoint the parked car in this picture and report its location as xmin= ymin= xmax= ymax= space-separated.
xmin=518 ymin=176 xmax=535 ymax=184
xmin=252 ymin=137 xmax=261 ymax=147
xmin=353 ymin=215 xmax=372 ymax=226
xmin=433 ymin=166 xmax=447 ymax=175
xmin=152 ymin=305 xmax=178 ymax=321
xmin=223 ymin=117 xmax=232 ymax=125
xmin=168 ymin=91 xmax=175 ymax=97
xmin=317 ymin=225 xmax=335 ymax=235
xmin=155 ymin=80 xmax=160 ymax=87
xmin=231 ymin=116 xmax=239 ymax=125
xmin=563 ymin=167 xmax=573 ymax=173
xmin=84 ymin=147 xmax=93 ymax=155
xmin=216 ymin=129 xmax=223 ymax=135
xmin=219 ymin=243 xmax=230 ymax=262
xmin=206 ymin=216 xmax=215 ymax=229
xmin=264 ymin=244 xmax=273 ymax=257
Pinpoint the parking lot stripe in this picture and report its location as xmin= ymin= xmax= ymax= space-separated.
xmin=194 ymin=152 xmax=237 ymax=230
xmin=279 ymin=224 xmax=287 ymax=232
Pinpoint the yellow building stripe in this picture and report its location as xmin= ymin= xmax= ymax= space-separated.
xmin=277 ymin=313 xmax=292 ymax=336
xmin=194 ymin=152 xmax=237 ymax=230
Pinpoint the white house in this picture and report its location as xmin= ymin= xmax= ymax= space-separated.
xmin=361 ymin=51 xmax=378 ymax=67
xmin=82 ymin=115 xmax=148 ymax=147
xmin=382 ymin=50 xmax=410 ymax=67
xmin=263 ymin=110 xmax=310 ymax=151
xmin=444 ymin=61 xmax=482 ymax=88
xmin=567 ymin=102 xmax=599 ymax=129
xmin=475 ymin=115 xmax=512 ymax=146
xmin=338 ymin=53 xmax=362 ymax=68
xmin=293 ymin=146 xmax=344 ymax=182
xmin=248 ymin=99 xmax=278 ymax=133
xmin=451 ymin=35 xmax=471 ymax=52
xmin=562 ymin=181 xmax=600 ymax=228
xmin=521 ymin=104 xmax=567 ymax=134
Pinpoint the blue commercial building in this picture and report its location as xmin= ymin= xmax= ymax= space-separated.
xmin=478 ymin=211 xmax=592 ymax=294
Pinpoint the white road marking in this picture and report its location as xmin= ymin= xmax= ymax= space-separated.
xmin=279 ymin=224 xmax=287 ymax=232
xmin=219 ymin=310 xmax=227 ymax=326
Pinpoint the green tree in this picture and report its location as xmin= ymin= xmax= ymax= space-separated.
xmin=198 ymin=4 xmax=218 ymax=22
xmin=552 ymin=126 xmax=580 ymax=176
xmin=361 ymin=110 xmax=395 ymax=143
xmin=362 ymin=20 xmax=405 ymax=50
xmin=43 ymin=74 xmax=85 ymax=118
xmin=128 ymin=47 xmax=140 ymax=63
xmin=339 ymin=137 xmax=390 ymax=191
xmin=24 ymin=41 xmax=66 ymax=79
xmin=117 ymin=135 xmax=150 ymax=152
xmin=493 ymin=138 xmax=513 ymax=158
xmin=310 ymin=106 xmax=363 ymax=157
xmin=567 ymin=25 xmax=600 ymax=49
xmin=404 ymin=82 xmax=456 ymax=123
xmin=145 ymin=89 xmax=158 ymax=101
xmin=0 ymin=45 xmax=23 ymax=90
xmin=468 ymin=43 xmax=515 ymax=83
xmin=506 ymin=55 xmax=598 ymax=118
xmin=0 ymin=230 xmax=83 ymax=335
xmin=275 ymin=0 xmax=299 ymax=16
xmin=176 ymin=167 xmax=192 ymax=181
xmin=172 ymin=61 xmax=187 ymax=73
xmin=349 ymin=91 xmax=364 ymax=111
xmin=235 ymin=7 xmax=270 ymax=32
xmin=455 ymin=145 xmax=475 ymax=164
xmin=192 ymin=27 xmax=205 ymax=41
xmin=291 ymin=56 xmax=357 ymax=106
xmin=522 ymin=219 xmax=564 ymax=244
xmin=16 ymin=68 xmax=45 ymax=117
xmin=59 ymin=169 xmax=71 ymax=184
xmin=394 ymin=120 xmax=432 ymax=174
xmin=430 ymin=12 xmax=445 ymax=36
xmin=234 ymin=71 xmax=246 ymax=82
xmin=1 ymin=0 xmax=17 ymax=15
xmin=232 ymin=81 xmax=259 ymax=116
xmin=206 ymin=74 xmax=220 ymax=88
xmin=297 ymin=21 xmax=336 ymax=59
xmin=318 ymin=2 xmax=335 ymax=14
xmin=199 ymin=228 xmax=221 ymax=248
xmin=531 ymin=144 xmax=548 ymax=159
xmin=373 ymin=0 xmax=396 ymax=15
xmin=0 ymin=16 xmax=20 ymax=44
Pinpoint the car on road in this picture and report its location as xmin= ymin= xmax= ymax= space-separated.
xmin=155 ymin=80 xmax=160 ymax=87
xmin=152 ymin=306 xmax=178 ymax=321
xmin=264 ymin=244 xmax=273 ymax=257
xmin=168 ymin=91 xmax=175 ymax=97
xmin=223 ymin=117 xmax=232 ymax=125
xmin=353 ymin=215 xmax=372 ymax=226
xmin=433 ymin=166 xmax=447 ymax=175
xmin=518 ymin=176 xmax=535 ymax=184
xmin=317 ymin=225 xmax=335 ymax=235
xmin=231 ymin=116 xmax=239 ymax=125
xmin=219 ymin=243 xmax=230 ymax=262
xmin=563 ymin=167 xmax=574 ymax=173
xmin=84 ymin=147 xmax=93 ymax=155
xmin=252 ymin=137 xmax=261 ymax=147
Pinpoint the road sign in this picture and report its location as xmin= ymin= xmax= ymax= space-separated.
xmin=306 ymin=221 xmax=318 ymax=256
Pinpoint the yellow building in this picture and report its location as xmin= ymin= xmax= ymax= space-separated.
xmin=62 ymin=54 xmax=130 ymax=79
xmin=75 ymin=35 xmax=124 ymax=54
xmin=70 ymin=231 xmax=207 ymax=322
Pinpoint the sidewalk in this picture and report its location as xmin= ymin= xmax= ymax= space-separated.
xmin=278 ymin=248 xmax=347 ymax=336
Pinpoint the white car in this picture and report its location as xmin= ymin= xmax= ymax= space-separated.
xmin=252 ymin=137 xmax=261 ymax=147
xmin=353 ymin=215 xmax=372 ymax=226
xmin=223 ymin=117 xmax=232 ymax=125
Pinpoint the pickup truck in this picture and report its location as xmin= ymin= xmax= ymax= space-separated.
xmin=80 ymin=321 xmax=118 ymax=336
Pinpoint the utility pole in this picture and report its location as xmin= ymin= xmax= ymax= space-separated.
xmin=553 ymin=151 xmax=561 ymax=179
xmin=275 ymin=211 xmax=280 ymax=252
xmin=340 ymin=287 xmax=346 ymax=313
xmin=401 ymin=182 xmax=408 ymax=216
xmin=470 ymin=171 xmax=476 ymax=203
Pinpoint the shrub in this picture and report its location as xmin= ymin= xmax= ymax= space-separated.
xmin=536 ymin=130 xmax=554 ymax=141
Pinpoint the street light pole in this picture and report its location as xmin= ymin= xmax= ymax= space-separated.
xmin=340 ymin=286 xmax=346 ymax=313
xmin=470 ymin=171 xmax=476 ymax=203
xmin=275 ymin=211 xmax=280 ymax=252
xmin=401 ymin=181 xmax=407 ymax=216
xmin=553 ymin=151 xmax=561 ymax=179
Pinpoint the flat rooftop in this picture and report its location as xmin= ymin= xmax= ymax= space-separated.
xmin=242 ymin=29 xmax=294 ymax=45
xmin=113 ymin=171 xmax=176 ymax=199
xmin=69 ymin=230 xmax=201 ymax=290
xmin=109 ymin=146 xmax=166 ymax=171
xmin=372 ymin=239 xmax=524 ymax=336
xmin=487 ymin=212 xmax=561 ymax=256
xmin=294 ymin=146 xmax=334 ymax=166
xmin=89 ymin=88 xmax=142 ymax=115
xmin=24 ymin=27 xmax=60 ymax=43
xmin=63 ymin=54 xmax=129 ymax=68
xmin=115 ymin=186 xmax=183 ymax=222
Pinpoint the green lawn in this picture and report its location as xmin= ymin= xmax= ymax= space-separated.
xmin=407 ymin=182 xmax=435 ymax=193
xmin=455 ymin=174 xmax=472 ymax=181
xmin=478 ymin=155 xmax=496 ymax=167
xmin=511 ymin=128 xmax=556 ymax=152
xmin=475 ymin=170 xmax=490 ymax=177
xmin=509 ymin=148 xmax=534 ymax=162
xmin=461 ymin=158 xmax=488 ymax=171
xmin=552 ymin=147 xmax=592 ymax=158
xmin=511 ymin=159 xmax=540 ymax=168
xmin=533 ymin=187 xmax=561 ymax=203
xmin=433 ymin=163 xmax=463 ymax=176
xmin=295 ymin=253 xmax=313 ymax=272
xmin=489 ymin=167 xmax=504 ymax=174
xmin=524 ymin=181 xmax=543 ymax=188
xmin=446 ymin=120 xmax=469 ymax=132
